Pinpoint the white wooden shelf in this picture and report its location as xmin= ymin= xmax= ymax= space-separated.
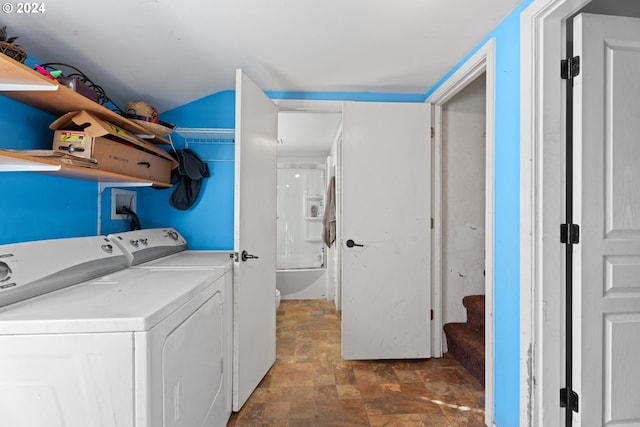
xmin=0 ymin=154 xmax=61 ymax=171
xmin=0 ymin=150 xmax=170 ymax=188
xmin=0 ymin=56 xmax=59 ymax=91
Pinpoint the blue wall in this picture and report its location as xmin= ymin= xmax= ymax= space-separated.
xmin=491 ymin=11 xmax=526 ymax=427
xmin=138 ymin=91 xmax=236 ymax=250
xmin=0 ymin=94 xmax=101 ymax=244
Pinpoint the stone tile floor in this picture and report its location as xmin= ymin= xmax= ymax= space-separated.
xmin=227 ymin=299 xmax=485 ymax=427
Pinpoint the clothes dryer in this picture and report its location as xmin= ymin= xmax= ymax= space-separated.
xmin=108 ymin=227 xmax=234 ymax=422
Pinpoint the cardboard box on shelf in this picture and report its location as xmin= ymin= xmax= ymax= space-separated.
xmin=50 ymin=110 xmax=177 ymax=183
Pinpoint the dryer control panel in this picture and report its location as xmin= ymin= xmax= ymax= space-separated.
xmin=108 ymin=228 xmax=187 ymax=266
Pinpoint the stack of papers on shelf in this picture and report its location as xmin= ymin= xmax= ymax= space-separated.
xmin=10 ymin=150 xmax=99 ymax=168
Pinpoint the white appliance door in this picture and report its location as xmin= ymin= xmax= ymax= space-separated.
xmin=572 ymin=13 xmax=640 ymax=426
xmin=232 ymin=69 xmax=278 ymax=411
xmin=162 ymin=292 xmax=225 ymax=427
xmin=341 ymin=101 xmax=432 ymax=359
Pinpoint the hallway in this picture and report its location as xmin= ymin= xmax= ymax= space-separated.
xmin=228 ymin=299 xmax=485 ymax=426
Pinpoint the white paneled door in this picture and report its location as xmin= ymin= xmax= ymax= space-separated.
xmin=572 ymin=14 xmax=640 ymax=426
xmin=341 ymin=101 xmax=432 ymax=360
xmin=233 ymin=69 xmax=278 ymax=411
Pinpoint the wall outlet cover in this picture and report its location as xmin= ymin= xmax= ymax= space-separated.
xmin=111 ymin=189 xmax=137 ymax=220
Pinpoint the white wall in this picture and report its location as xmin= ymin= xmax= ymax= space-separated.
xmin=442 ymin=73 xmax=487 ymax=327
xmin=276 ymin=166 xmax=326 ymax=269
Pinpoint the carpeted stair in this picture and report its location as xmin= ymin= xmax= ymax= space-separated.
xmin=443 ymin=294 xmax=485 ymax=386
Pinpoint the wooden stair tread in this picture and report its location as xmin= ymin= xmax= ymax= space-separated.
xmin=444 ymin=296 xmax=486 ymax=387
xmin=444 ymin=322 xmax=485 ymax=386
xmin=443 ymin=322 xmax=485 ymax=356
xmin=462 ymin=294 xmax=485 ymax=315
xmin=462 ymin=294 xmax=485 ymax=330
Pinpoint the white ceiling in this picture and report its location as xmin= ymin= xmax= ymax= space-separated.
xmin=277 ymin=111 xmax=342 ymax=157
xmin=3 ymin=0 xmax=524 ymax=114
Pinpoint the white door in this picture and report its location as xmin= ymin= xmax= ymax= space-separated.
xmin=341 ymin=101 xmax=431 ymax=359
xmin=232 ymin=69 xmax=278 ymax=410
xmin=572 ymin=14 xmax=640 ymax=426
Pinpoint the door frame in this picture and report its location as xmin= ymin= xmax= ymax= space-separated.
xmin=520 ymin=1 xmax=593 ymax=425
xmin=426 ymin=37 xmax=496 ymax=427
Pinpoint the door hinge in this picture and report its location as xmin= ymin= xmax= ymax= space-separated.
xmin=431 ymin=218 xmax=434 ymax=229
xmin=560 ymin=223 xmax=580 ymax=244
xmin=431 ymin=126 xmax=435 ymax=139
xmin=560 ymin=388 xmax=579 ymax=412
xmin=561 ymin=56 xmax=580 ymax=80
xmin=430 ymin=309 xmax=434 ymax=320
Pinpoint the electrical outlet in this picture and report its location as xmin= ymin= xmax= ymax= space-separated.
xmin=111 ymin=189 xmax=137 ymax=220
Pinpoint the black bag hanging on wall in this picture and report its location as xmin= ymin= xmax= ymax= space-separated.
xmin=168 ymin=149 xmax=210 ymax=210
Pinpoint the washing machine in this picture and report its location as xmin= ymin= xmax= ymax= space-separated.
xmin=0 ymin=232 xmax=231 ymax=427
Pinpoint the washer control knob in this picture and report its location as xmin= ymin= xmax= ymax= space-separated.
xmin=129 ymin=239 xmax=139 ymax=248
xmin=0 ymin=262 xmax=10 ymax=281
xmin=167 ymin=230 xmax=179 ymax=241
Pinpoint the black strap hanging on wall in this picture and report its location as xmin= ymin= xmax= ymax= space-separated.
xmin=168 ymin=149 xmax=210 ymax=210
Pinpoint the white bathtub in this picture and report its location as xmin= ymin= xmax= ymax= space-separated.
xmin=276 ymin=268 xmax=327 ymax=299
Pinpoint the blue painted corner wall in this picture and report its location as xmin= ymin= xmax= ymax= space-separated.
xmin=491 ymin=9 xmax=525 ymax=427
xmin=138 ymin=91 xmax=236 ymax=250
xmin=0 ymin=2 xmax=532 ymax=424
xmin=0 ymin=94 xmax=100 ymax=244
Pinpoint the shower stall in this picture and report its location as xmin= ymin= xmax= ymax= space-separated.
xmin=276 ymin=165 xmax=327 ymax=299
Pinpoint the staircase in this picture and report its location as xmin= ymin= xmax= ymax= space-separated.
xmin=443 ymin=294 xmax=485 ymax=386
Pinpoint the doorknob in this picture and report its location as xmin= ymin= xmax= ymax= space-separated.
xmin=241 ymin=250 xmax=259 ymax=262
xmin=346 ymin=239 xmax=364 ymax=248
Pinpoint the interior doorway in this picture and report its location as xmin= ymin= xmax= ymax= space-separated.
xmin=427 ymin=38 xmax=496 ymax=426
xmin=274 ymin=102 xmax=343 ymax=307
xmin=441 ymin=73 xmax=486 ymax=343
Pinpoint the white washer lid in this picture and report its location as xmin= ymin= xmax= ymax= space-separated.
xmin=136 ymin=250 xmax=233 ymax=270
xmin=0 ymin=267 xmax=226 ymax=334
xmin=0 ymin=236 xmax=127 ymax=308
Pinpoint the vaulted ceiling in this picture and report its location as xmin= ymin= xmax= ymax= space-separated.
xmin=3 ymin=0 xmax=524 ymax=113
